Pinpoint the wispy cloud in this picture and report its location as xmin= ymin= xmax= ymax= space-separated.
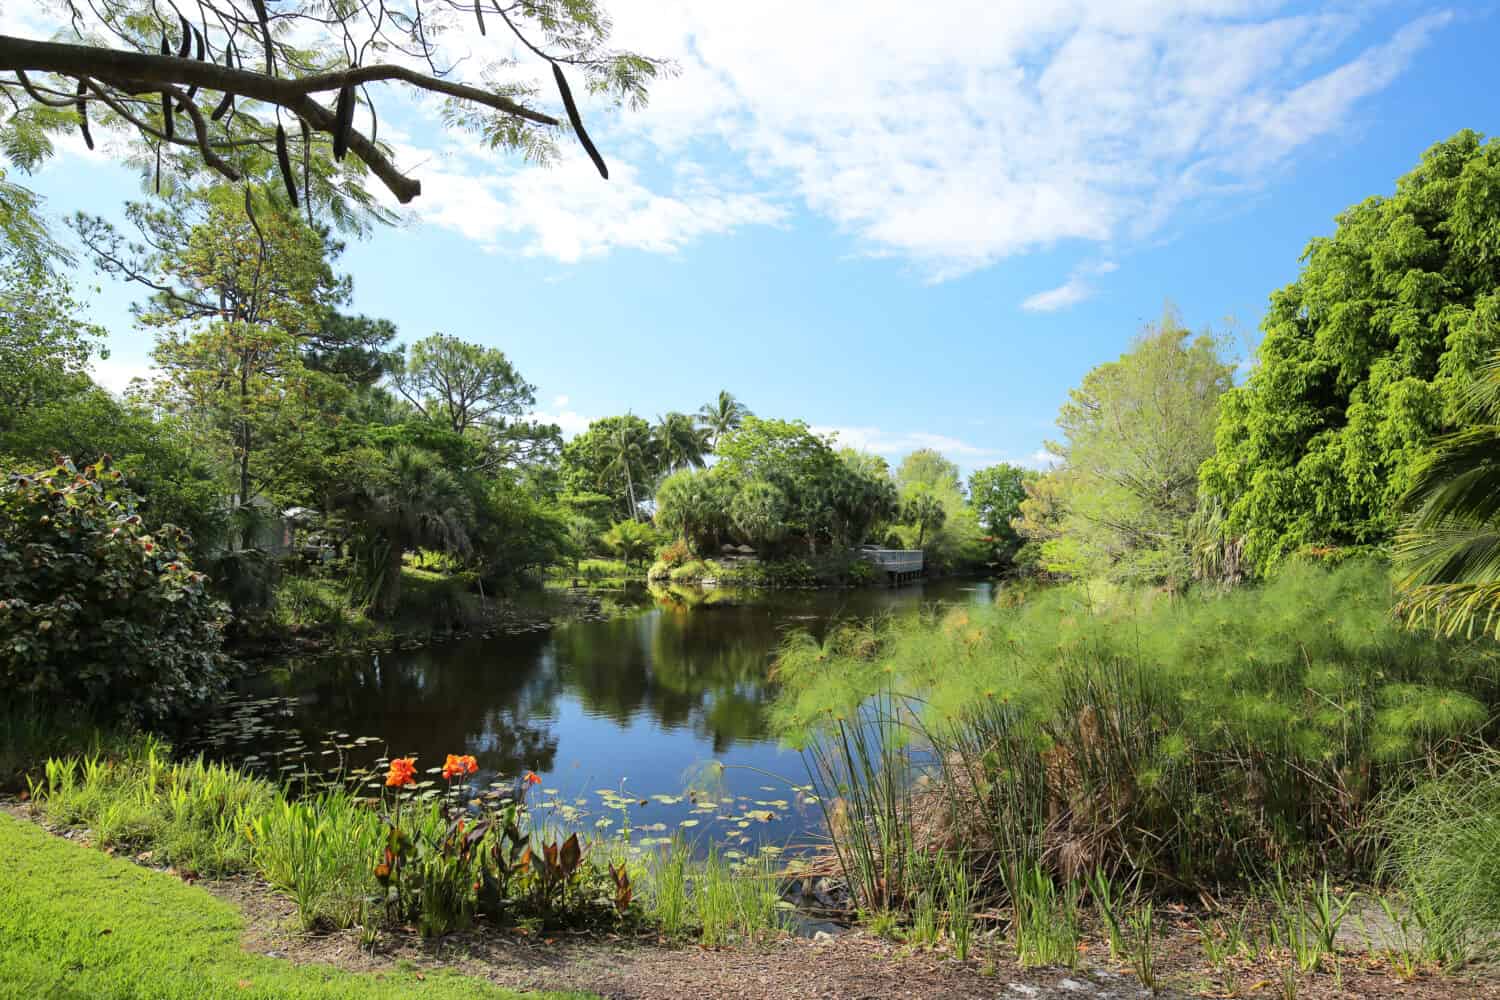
xmin=1021 ymin=259 xmax=1117 ymax=312
xmin=813 ymin=424 xmax=999 ymax=460
xmin=603 ymin=1 xmax=1449 ymax=279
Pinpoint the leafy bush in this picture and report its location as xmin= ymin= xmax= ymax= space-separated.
xmin=577 ymin=558 xmax=629 ymax=582
xmin=775 ymin=560 xmax=1500 ymax=909
xmin=656 ymin=538 xmax=693 ymax=570
xmin=0 ymin=457 xmax=235 ymax=725
xmin=669 ymin=560 xmax=709 ymax=583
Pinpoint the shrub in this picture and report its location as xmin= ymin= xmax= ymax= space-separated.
xmin=0 ymin=456 xmax=235 ymax=725
xmin=669 ymin=560 xmax=709 ymax=583
xmin=656 ymin=539 xmax=693 ymax=570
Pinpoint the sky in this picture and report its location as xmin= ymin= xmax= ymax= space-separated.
xmin=9 ymin=0 xmax=1499 ymax=476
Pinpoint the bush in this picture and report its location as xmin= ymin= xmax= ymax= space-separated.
xmin=0 ymin=456 xmax=235 ymax=725
xmin=669 ymin=560 xmax=709 ymax=583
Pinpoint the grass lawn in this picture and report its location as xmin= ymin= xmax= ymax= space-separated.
xmin=0 ymin=812 xmax=587 ymax=1000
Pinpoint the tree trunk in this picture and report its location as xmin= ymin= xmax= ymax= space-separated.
xmin=376 ymin=542 xmax=404 ymax=617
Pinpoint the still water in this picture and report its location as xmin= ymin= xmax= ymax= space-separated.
xmin=217 ymin=578 xmax=995 ymax=850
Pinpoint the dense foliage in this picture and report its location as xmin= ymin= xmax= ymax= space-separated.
xmin=1202 ymin=131 xmax=1500 ymax=571
xmin=0 ymin=458 xmax=233 ymax=724
xmin=1017 ymin=308 xmax=1233 ymax=586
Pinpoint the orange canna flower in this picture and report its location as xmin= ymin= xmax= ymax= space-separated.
xmin=374 ymin=862 xmax=391 ymax=881
xmin=385 ymin=757 xmax=417 ymax=787
xmin=442 ymin=754 xmax=480 ymax=780
xmin=523 ymin=770 xmax=542 ymax=786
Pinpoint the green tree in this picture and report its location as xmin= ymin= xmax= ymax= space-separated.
xmin=1 ymin=2 xmax=661 ymax=219
xmin=715 ymin=417 xmax=841 ymax=553
xmin=304 ymin=310 xmax=400 ymax=386
xmin=0 ymin=249 xmax=105 ymax=430
xmin=337 ymin=445 xmax=474 ymax=615
xmin=654 ymin=468 xmax=729 ymax=554
xmin=394 ymin=333 xmax=535 ymax=437
xmin=729 ymin=480 xmax=790 ymax=551
xmin=1396 ymin=352 xmax=1500 ymax=636
xmin=1201 ymin=131 xmax=1500 ymax=572
xmin=560 ymin=415 xmax=656 ymax=522
xmin=1044 ymin=307 xmax=1234 ymax=584
xmin=654 ymin=411 xmax=709 ymax=473
xmin=604 ymin=415 xmax=653 ymax=522
xmin=602 ymin=518 xmax=656 ymax=568
xmin=697 ymin=390 xmax=751 ymax=449
xmin=897 ymin=449 xmax=962 ymax=492
xmin=901 ymin=485 xmax=947 ymax=548
xmin=76 ymin=186 xmax=347 ymax=521
xmin=968 ymin=463 xmax=1033 ymax=556
xmin=0 ymin=456 xmax=233 ymax=724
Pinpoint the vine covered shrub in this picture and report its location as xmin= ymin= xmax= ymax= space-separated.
xmin=0 ymin=456 xmax=234 ymax=725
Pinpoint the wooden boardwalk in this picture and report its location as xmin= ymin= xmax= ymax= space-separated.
xmin=858 ymin=547 xmax=924 ymax=584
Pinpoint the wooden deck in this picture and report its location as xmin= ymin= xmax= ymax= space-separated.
xmin=858 ymin=547 xmax=924 ymax=584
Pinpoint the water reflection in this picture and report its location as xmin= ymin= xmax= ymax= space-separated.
xmin=230 ymin=577 xmax=995 ymax=844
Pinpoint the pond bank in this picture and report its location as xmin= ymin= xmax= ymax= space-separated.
xmin=8 ymin=805 xmax=1497 ymax=1000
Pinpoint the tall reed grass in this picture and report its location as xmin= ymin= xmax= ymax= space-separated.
xmin=773 ymin=560 xmax=1499 ymax=928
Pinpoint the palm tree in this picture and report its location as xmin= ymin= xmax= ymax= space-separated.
xmin=341 ymin=445 xmax=473 ymax=615
xmin=654 ymin=411 xmax=709 ymax=474
xmin=697 ymin=390 xmax=750 ymax=450
xmin=604 ymin=417 xmax=650 ymax=521
xmin=1397 ymin=353 xmax=1500 ymax=637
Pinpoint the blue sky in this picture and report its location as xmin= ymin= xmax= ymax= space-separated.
xmin=11 ymin=0 xmax=1499 ymax=475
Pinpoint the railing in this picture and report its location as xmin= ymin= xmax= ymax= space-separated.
xmin=858 ymin=548 xmax=924 ymax=574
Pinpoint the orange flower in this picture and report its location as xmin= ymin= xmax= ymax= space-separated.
xmin=374 ymin=862 xmax=391 ymax=882
xmin=385 ymin=757 xmax=416 ymax=787
xmin=523 ymin=770 xmax=542 ymax=786
xmin=442 ymin=754 xmax=479 ymax=780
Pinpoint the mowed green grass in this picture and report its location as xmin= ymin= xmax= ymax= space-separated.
xmin=0 ymin=812 xmax=588 ymax=1000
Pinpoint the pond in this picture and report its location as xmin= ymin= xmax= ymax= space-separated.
xmin=206 ymin=578 xmax=996 ymax=854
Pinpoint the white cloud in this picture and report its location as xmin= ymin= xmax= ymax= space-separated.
xmin=1022 ymin=278 xmax=1093 ymax=313
xmin=530 ymin=407 xmax=594 ymax=438
xmin=813 ymin=425 xmax=999 ymax=460
xmin=1021 ymin=258 xmax=1117 ymax=312
xmin=551 ymin=394 xmax=570 ymax=409
xmin=393 ymin=133 xmax=784 ymax=261
xmin=90 ymin=357 xmax=154 ymax=395
xmin=601 ymin=1 xmax=1450 ymax=279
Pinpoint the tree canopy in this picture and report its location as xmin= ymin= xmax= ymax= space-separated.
xmin=0 ymin=0 xmax=663 ymax=220
xmin=1021 ymin=307 xmax=1234 ymax=585
xmin=1201 ymin=130 xmax=1500 ymax=572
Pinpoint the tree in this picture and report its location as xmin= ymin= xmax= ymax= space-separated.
xmin=395 ymin=333 xmax=535 ymax=437
xmin=604 ymin=416 xmax=652 ymax=522
xmin=697 ymin=390 xmax=751 ymax=449
xmin=729 ymin=480 xmax=790 ymax=551
xmin=968 ymin=463 xmax=1033 ymax=557
xmin=76 ymin=185 xmax=347 ymax=520
xmin=1395 ymin=352 xmax=1500 ymax=637
xmin=1043 ymin=307 xmax=1234 ymax=584
xmin=0 ymin=2 xmax=662 ymax=216
xmin=0 ymin=456 xmax=233 ymax=725
xmin=902 ymin=485 xmax=946 ymax=548
xmin=601 ymin=518 xmax=655 ymax=568
xmin=337 ymin=445 xmax=473 ymax=615
xmin=715 ymin=417 xmax=841 ymax=553
xmin=654 ymin=411 xmax=709 ymax=474
xmin=0 ymin=248 xmax=105 ymax=430
xmin=304 ymin=310 xmax=400 ymax=386
xmin=897 ymin=449 xmax=962 ymax=492
xmin=560 ymin=415 xmax=656 ymax=522
xmin=654 ymin=468 xmax=728 ymax=554
xmin=1201 ymin=131 xmax=1500 ymax=572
